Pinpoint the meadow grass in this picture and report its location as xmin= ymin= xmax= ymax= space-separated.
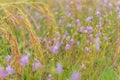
xmin=0 ymin=0 xmax=120 ymax=80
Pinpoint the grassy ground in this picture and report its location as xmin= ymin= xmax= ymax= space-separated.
xmin=0 ymin=0 xmax=120 ymax=80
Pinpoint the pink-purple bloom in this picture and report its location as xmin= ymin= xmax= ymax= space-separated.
xmin=50 ymin=44 xmax=59 ymax=54
xmin=6 ymin=65 xmax=14 ymax=75
xmin=85 ymin=47 xmax=90 ymax=53
xmin=70 ymin=39 xmax=76 ymax=45
xmin=108 ymin=3 xmax=113 ymax=8
xmin=6 ymin=55 xmax=12 ymax=62
xmin=0 ymin=68 xmax=8 ymax=79
xmin=86 ymin=16 xmax=93 ymax=22
xmin=56 ymin=63 xmax=63 ymax=74
xmin=32 ymin=59 xmax=41 ymax=72
xmin=95 ymin=10 xmax=100 ymax=17
xmin=104 ymin=36 xmax=108 ymax=41
xmin=66 ymin=23 xmax=72 ymax=28
xmin=117 ymin=12 xmax=120 ymax=18
xmin=46 ymin=74 xmax=52 ymax=80
xmin=95 ymin=37 xmax=101 ymax=51
xmin=84 ymin=26 xmax=93 ymax=34
xmin=19 ymin=54 xmax=30 ymax=67
xmin=78 ymin=27 xmax=84 ymax=33
xmin=71 ymin=71 xmax=81 ymax=80
xmin=65 ymin=44 xmax=72 ymax=50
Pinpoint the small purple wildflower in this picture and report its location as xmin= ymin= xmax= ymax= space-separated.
xmin=104 ymin=36 xmax=108 ymax=41
xmin=89 ymin=34 xmax=94 ymax=43
xmin=84 ymin=26 xmax=93 ymax=34
xmin=86 ymin=16 xmax=93 ymax=22
xmin=46 ymin=74 xmax=52 ymax=80
xmin=116 ymin=38 xmax=120 ymax=46
xmin=86 ymin=26 xmax=93 ymax=32
xmin=70 ymin=1 xmax=74 ymax=4
xmin=67 ymin=12 xmax=74 ymax=18
xmin=108 ymin=3 xmax=113 ymax=8
xmin=32 ymin=59 xmax=41 ymax=72
xmin=99 ymin=17 xmax=103 ymax=26
xmin=66 ymin=23 xmax=72 ymax=28
xmin=6 ymin=55 xmax=12 ymax=63
xmin=96 ymin=31 xmax=102 ymax=37
xmin=6 ymin=65 xmax=14 ymax=75
xmin=70 ymin=39 xmax=76 ymax=45
xmin=78 ymin=27 xmax=84 ymax=33
xmin=75 ymin=19 xmax=81 ymax=27
xmin=71 ymin=71 xmax=81 ymax=80
xmin=104 ymin=0 xmax=108 ymax=4
xmin=95 ymin=10 xmax=100 ymax=17
xmin=85 ymin=47 xmax=90 ymax=53
xmin=50 ymin=44 xmax=59 ymax=54
xmin=96 ymin=43 xmax=100 ymax=51
xmin=81 ymin=63 xmax=86 ymax=69
xmin=76 ymin=5 xmax=82 ymax=11
xmin=117 ymin=12 xmax=120 ymax=18
xmin=0 ymin=68 xmax=8 ymax=79
xmin=19 ymin=54 xmax=30 ymax=67
xmin=65 ymin=5 xmax=71 ymax=11
xmin=39 ymin=37 xmax=44 ymax=43
xmin=56 ymin=63 xmax=63 ymax=74
xmin=88 ymin=8 xmax=92 ymax=14
xmin=95 ymin=37 xmax=101 ymax=51
xmin=65 ymin=44 xmax=72 ymax=50
xmin=97 ymin=25 xmax=102 ymax=30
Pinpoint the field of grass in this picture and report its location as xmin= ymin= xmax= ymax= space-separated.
xmin=0 ymin=0 xmax=120 ymax=80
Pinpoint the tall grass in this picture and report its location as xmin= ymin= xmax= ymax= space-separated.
xmin=0 ymin=0 xmax=119 ymax=80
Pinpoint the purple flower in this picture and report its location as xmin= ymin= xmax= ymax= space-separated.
xmin=19 ymin=54 xmax=30 ymax=67
xmin=34 ymin=12 xmax=39 ymax=20
xmin=39 ymin=37 xmax=44 ymax=43
xmin=84 ymin=26 xmax=93 ymax=34
xmin=86 ymin=16 xmax=93 ymax=22
xmin=65 ymin=5 xmax=71 ymax=11
xmin=81 ymin=63 xmax=85 ymax=69
xmin=50 ymin=44 xmax=59 ymax=54
xmin=6 ymin=55 xmax=12 ymax=62
xmin=95 ymin=37 xmax=101 ymax=51
xmin=97 ymin=25 xmax=101 ymax=30
xmin=0 ymin=68 xmax=8 ymax=79
xmin=66 ymin=23 xmax=72 ymax=28
xmin=63 ymin=34 xmax=67 ymax=39
xmin=6 ymin=65 xmax=14 ymax=75
xmin=70 ymin=39 xmax=76 ymax=45
xmin=96 ymin=31 xmax=101 ymax=37
xmin=117 ymin=12 xmax=120 ymax=18
xmin=86 ymin=26 xmax=93 ymax=32
xmin=99 ymin=17 xmax=103 ymax=26
xmin=32 ymin=59 xmax=41 ymax=72
xmin=46 ymin=74 xmax=52 ymax=80
xmin=104 ymin=0 xmax=108 ymax=4
xmin=67 ymin=12 xmax=74 ymax=18
xmin=95 ymin=10 xmax=100 ymax=17
xmin=85 ymin=47 xmax=90 ymax=53
xmin=75 ymin=19 xmax=81 ymax=27
xmin=78 ymin=27 xmax=84 ymax=33
xmin=104 ymin=36 xmax=108 ymax=41
xmin=88 ymin=8 xmax=92 ymax=13
xmin=108 ymin=3 xmax=113 ymax=8
xmin=89 ymin=34 xmax=94 ymax=43
xmin=96 ymin=43 xmax=100 ymax=51
xmin=76 ymin=5 xmax=82 ymax=11
xmin=56 ymin=63 xmax=63 ymax=74
xmin=65 ymin=44 xmax=72 ymax=50
xmin=116 ymin=38 xmax=120 ymax=43
xmin=71 ymin=71 xmax=81 ymax=80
